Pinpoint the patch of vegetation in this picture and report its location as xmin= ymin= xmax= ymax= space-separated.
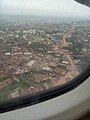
xmin=0 ymin=82 xmax=17 ymax=101
xmin=0 ymin=75 xmax=8 ymax=82
xmin=4 ymin=46 xmax=12 ymax=53
xmin=0 ymin=78 xmax=32 ymax=101
xmin=28 ymin=42 xmax=48 ymax=54
xmin=65 ymin=37 xmax=83 ymax=54
xmin=77 ymin=56 xmax=90 ymax=71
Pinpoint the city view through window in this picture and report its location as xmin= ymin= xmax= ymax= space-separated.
xmin=0 ymin=0 xmax=90 ymax=102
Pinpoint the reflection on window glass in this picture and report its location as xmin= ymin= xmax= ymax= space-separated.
xmin=0 ymin=0 xmax=90 ymax=101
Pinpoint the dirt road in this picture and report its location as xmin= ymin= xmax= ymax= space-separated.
xmin=49 ymin=26 xmax=79 ymax=86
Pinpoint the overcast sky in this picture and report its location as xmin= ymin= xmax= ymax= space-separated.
xmin=0 ymin=0 xmax=90 ymax=18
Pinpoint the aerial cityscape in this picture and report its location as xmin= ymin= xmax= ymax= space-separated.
xmin=0 ymin=15 xmax=90 ymax=101
xmin=0 ymin=0 xmax=90 ymax=101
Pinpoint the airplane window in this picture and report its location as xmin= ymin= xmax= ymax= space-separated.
xmin=0 ymin=0 xmax=90 ymax=112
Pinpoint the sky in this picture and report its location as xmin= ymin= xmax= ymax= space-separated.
xmin=0 ymin=0 xmax=90 ymax=18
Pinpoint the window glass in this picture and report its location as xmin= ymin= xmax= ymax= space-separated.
xmin=0 ymin=0 xmax=90 ymax=102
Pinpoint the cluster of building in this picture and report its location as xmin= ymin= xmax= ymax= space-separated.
xmin=0 ymin=17 xmax=89 ymax=100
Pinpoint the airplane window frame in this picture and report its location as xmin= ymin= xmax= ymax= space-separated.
xmin=0 ymin=0 xmax=90 ymax=113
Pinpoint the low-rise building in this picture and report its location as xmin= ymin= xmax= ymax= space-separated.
xmin=5 ymin=52 xmax=11 ymax=56
xmin=27 ymin=60 xmax=36 ymax=67
xmin=42 ymin=66 xmax=51 ymax=71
